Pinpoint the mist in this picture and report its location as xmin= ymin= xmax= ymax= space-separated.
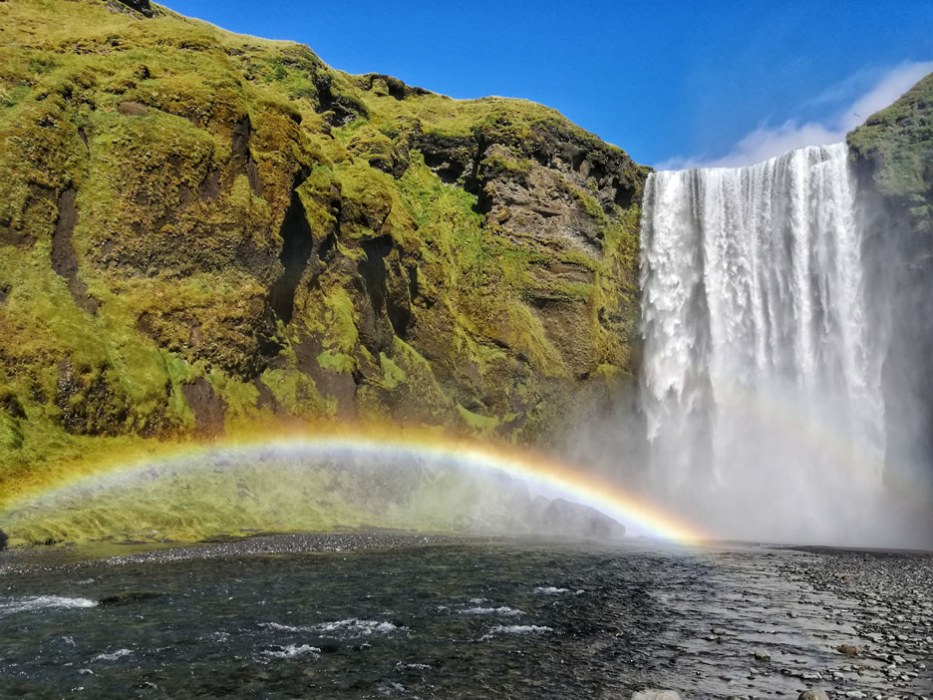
xmin=2 ymin=443 xmax=628 ymax=546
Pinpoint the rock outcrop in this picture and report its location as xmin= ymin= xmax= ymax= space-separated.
xmin=0 ymin=0 xmax=648 ymax=490
xmin=847 ymin=71 xmax=933 ymax=522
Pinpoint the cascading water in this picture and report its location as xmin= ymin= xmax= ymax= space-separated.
xmin=640 ymin=143 xmax=887 ymax=544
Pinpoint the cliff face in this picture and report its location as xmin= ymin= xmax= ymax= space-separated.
xmin=0 ymin=0 xmax=648 ymax=489
xmin=847 ymin=72 xmax=933 ymax=505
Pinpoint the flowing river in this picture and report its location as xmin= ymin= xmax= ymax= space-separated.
xmin=1 ymin=536 xmax=930 ymax=699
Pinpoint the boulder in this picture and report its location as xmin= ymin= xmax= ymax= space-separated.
xmin=798 ymin=691 xmax=831 ymax=700
xmin=115 ymin=0 xmax=153 ymax=16
xmin=531 ymin=497 xmax=626 ymax=541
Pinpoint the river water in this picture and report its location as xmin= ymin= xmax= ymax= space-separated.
xmin=1 ymin=535 xmax=930 ymax=699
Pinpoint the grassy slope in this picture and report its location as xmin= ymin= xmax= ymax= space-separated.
xmin=0 ymin=0 xmax=647 ymax=536
xmin=847 ymin=72 xmax=933 ymax=235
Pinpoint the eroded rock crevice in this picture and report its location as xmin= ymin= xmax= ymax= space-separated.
xmin=358 ymin=235 xmax=392 ymax=317
xmin=181 ymin=377 xmax=227 ymax=437
xmin=51 ymin=188 xmax=99 ymax=315
xmin=269 ymin=180 xmax=314 ymax=324
xmin=231 ymin=116 xmax=262 ymax=196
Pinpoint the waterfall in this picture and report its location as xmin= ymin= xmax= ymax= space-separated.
xmin=640 ymin=143 xmax=887 ymax=544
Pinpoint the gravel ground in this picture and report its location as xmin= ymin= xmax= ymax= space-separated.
xmin=781 ymin=547 xmax=933 ymax=698
xmin=0 ymin=531 xmax=487 ymax=576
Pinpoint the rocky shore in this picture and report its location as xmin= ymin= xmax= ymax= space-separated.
xmin=0 ymin=531 xmax=487 ymax=577
xmin=781 ymin=547 xmax=933 ymax=698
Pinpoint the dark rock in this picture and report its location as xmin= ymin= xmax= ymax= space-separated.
xmin=115 ymin=0 xmax=153 ymax=17
xmin=51 ymin=187 xmax=99 ymax=315
xmin=180 ymin=377 xmax=227 ymax=437
xmin=0 ymin=529 xmax=7 ymax=551
xmin=797 ymin=691 xmax=830 ymax=700
xmin=310 ymin=638 xmax=340 ymax=654
xmin=98 ymin=591 xmax=162 ymax=606
xmin=268 ymin=177 xmax=314 ymax=324
xmin=531 ymin=497 xmax=626 ymax=540
xmin=0 ymin=392 xmax=25 ymax=419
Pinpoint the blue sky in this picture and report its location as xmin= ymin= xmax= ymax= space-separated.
xmin=165 ymin=1 xmax=932 ymax=168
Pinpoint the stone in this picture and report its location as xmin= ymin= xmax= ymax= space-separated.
xmin=115 ymin=0 xmax=153 ymax=16
xmin=798 ymin=691 xmax=831 ymax=700
xmin=530 ymin=497 xmax=626 ymax=541
xmin=632 ymin=692 xmax=682 ymax=700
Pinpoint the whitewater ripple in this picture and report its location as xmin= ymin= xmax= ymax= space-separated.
xmin=92 ymin=649 xmax=133 ymax=662
xmin=0 ymin=596 xmax=97 ymax=616
xmin=480 ymin=624 xmax=553 ymax=640
xmin=260 ymin=618 xmax=402 ymax=638
xmin=260 ymin=644 xmax=321 ymax=660
xmin=459 ymin=606 xmax=524 ymax=617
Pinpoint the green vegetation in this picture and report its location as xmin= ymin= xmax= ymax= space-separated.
xmin=848 ymin=72 xmax=933 ymax=235
xmin=0 ymin=0 xmax=648 ymax=537
xmin=2 ymin=455 xmax=542 ymax=545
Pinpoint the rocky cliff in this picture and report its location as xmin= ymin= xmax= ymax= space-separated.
xmin=848 ymin=72 xmax=933 ymax=508
xmin=0 ymin=0 xmax=648 ymax=493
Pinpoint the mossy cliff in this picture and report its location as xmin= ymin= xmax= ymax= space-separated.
xmin=848 ymin=72 xmax=933 ymax=240
xmin=0 ymin=0 xmax=649 ymax=495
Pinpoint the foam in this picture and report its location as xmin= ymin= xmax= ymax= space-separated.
xmin=0 ymin=595 xmax=97 ymax=616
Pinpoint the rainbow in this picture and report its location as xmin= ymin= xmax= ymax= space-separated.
xmin=1 ymin=431 xmax=709 ymax=546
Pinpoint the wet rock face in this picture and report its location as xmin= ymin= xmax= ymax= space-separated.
xmin=419 ymin=124 xmax=641 ymax=251
xmin=180 ymin=378 xmax=227 ymax=438
xmin=847 ymin=72 xmax=933 ymax=514
xmin=416 ymin=121 xmax=646 ymax=381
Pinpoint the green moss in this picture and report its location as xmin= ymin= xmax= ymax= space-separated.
xmin=456 ymin=404 xmax=500 ymax=434
xmin=259 ymin=368 xmax=333 ymax=419
xmin=848 ymin=72 xmax=933 ymax=233
xmin=378 ymin=352 xmax=407 ymax=390
xmin=482 ymin=150 xmax=534 ymax=177
xmin=317 ymin=351 xmax=355 ymax=373
xmin=206 ymin=370 xmax=260 ymax=429
xmin=321 ymin=288 xmax=359 ymax=354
